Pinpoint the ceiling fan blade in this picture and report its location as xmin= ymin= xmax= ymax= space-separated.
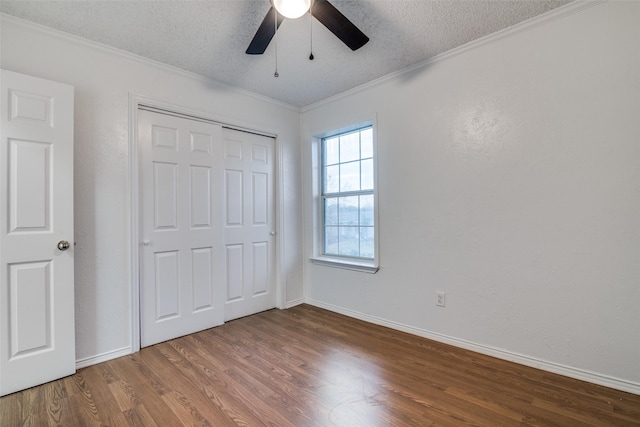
xmin=312 ymin=0 xmax=369 ymax=51
xmin=246 ymin=7 xmax=285 ymax=55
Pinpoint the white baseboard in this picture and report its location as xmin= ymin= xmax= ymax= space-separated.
xmin=306 ymin=299 xmax=640 ymax=396
xmin=75 ymin=346 xmax=132 ymax=370
xmin=285 ymin=297 xmax=305 ymax=309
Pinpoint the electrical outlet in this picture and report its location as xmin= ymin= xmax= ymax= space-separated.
xmin=436 ymin=292 xmax=445 ymax=307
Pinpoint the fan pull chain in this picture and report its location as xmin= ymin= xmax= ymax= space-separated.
xmin=309 ymin=4 xmax=314 ymax=60
xmin=274 ymin=8 xmax=279 ymax=77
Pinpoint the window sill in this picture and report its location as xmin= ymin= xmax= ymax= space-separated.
xmin=309 ymin=256 xmax=379 ymax=274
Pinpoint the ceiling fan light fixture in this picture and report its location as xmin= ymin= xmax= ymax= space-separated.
xmin=272 ymin=0 xmax=311 ymax=19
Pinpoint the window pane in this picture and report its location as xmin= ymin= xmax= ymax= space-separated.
xmin=340 ymin=161 xmax=360 ymax=192
xmin=324 ymin=137 xmax=339 ymax=165
xmin=359 ymin=195 xmax=374 ymax=226
xmin=324 ymin=165 xmax=339 ymax=193
xmin=324 ymin=226 xmax=338 ymax=255
xmin=320 ymin=125 xmax=375 ymax=262
xmin=339 ymin=226 xmax=359 ymax=257
xmin=360 ymin=227 xmax=375 ymax=259
xmin=340 ymin=132 xmax=360 ymax=163
xmin=338 ymin=196 xmax=359 ymax=225
xmin=361 ymin=128 xmax=373 ymax=159
xmin=324 ymin=197 xmax=338 ymax=225
xmin=361 ymin=158 xmax=373 ymax=191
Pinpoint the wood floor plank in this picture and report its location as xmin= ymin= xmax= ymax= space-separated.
xmin=108 ymin=379 xmax=139 ymax=411
xmin=162 ymin=390 xmax=211 ymax=427
xmin=164 ymin=342 xmax=297 ymax=427
xmin=44 ymin=395 xmax=78 ymax=427
xmin=107 ymin=355 xmax=184 ymax=426
xmin=186 ymin=328 xmax=329 ymax=423
xmin=78 ymin=364 xmax=128 ymax=424
xmin=181 ymin=333 xmax=314 ymax=426
xmin=66 ymin=371 xmax=102 ymax=425
xmin=65 ymin=392 xmax=102 ymax=426
xmin=138 ymin=342 xmax=260 ymax=426
xmin=2 ymin=304 xmax=639 ymax=426
xmin=122 ymin=403 xmax=158 ymax=427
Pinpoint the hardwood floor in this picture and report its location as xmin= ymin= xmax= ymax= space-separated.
xmin=1 ymin=304 xmax=639 ymax=426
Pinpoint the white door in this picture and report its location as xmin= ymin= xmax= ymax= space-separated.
xmin=138 ymin=110 xmax=225 ymax=347
xmin=0 ymin=70 xmax=75 ymax=396
xmin=223 ymin=128 xmax=276 ymax=321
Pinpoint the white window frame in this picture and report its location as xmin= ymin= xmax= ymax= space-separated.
xmin=310 ymin=119 xmax=379 ymax=273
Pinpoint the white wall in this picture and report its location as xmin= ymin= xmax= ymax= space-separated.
xmin=1 ymin=15 xmax=304 ymax=364
xmin=302 ymin=1 xmax=640 ymax=393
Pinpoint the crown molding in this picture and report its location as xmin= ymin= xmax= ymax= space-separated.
xmin=301 ymin=0 xmax=605 ymax=113
xmin=0 ymin=13 xmax=300 ymax=113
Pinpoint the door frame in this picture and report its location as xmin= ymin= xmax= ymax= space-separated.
xmin=128 ymin=94 xmax=285 ymax=352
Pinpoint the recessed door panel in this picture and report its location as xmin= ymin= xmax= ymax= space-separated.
xmin=152 ymin=125 xmax=178 ymax=151
xmin=191 ymin=165 xmax=211 ymax=228
xmin=225 ymin=169 xmax=243 ymax=226
xmin=225 ymin=140 xmax=242 ymax=159
xmin=252 ymin=172 xmax=268 ymax=226
xmin=252 ymin=242 xmax=268 ymax=296
xmin=252 ymin=144 xmax=268 ymax=164
xmin=192 ymin=247 xmax=213 ymax=312
xmin=191 ymin=132 xmax=212 ymax=154
xmin=9 ymin=90 xmax=52 ymax=126
xmin=9 ymin=261 xmax=52 ymax=358
xmin=154 ymin=251 xmax=180 ymax=320
xmin=9 ymin=139 xmax=51 ymax=233
xmin=226 ymin=244 xmax=243 ymax=302
xmin=153 ymin=162 xmax=178 ymax=230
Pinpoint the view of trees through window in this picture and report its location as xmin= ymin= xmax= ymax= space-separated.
xmin=322 ymin=126 xmax=374 ymax=259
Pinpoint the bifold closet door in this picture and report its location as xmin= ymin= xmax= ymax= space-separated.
xmin=138 ymin=110 xmax=225 ymax=347
xmin=222 ymin=128 xmax=276 ymax=321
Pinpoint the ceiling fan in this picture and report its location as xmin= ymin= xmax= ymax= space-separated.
xmin=246 ymin=0 xmax=369 ymax=55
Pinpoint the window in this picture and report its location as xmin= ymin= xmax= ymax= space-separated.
xmin=318 ymin=125 xmax=377 ymax=269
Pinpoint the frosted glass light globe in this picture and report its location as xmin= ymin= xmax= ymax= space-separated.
xmin=273 ymin=0 xmax=311 ymax=19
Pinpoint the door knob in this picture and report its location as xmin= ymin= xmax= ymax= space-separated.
xmin=269 ymin=231 xmax=276 ymax=236
xmin=57 ymin=240 xmax=70 ymax=251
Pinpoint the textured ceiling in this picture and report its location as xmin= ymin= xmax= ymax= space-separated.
xmin=0 ymin=0 xmax=573 ymax=107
